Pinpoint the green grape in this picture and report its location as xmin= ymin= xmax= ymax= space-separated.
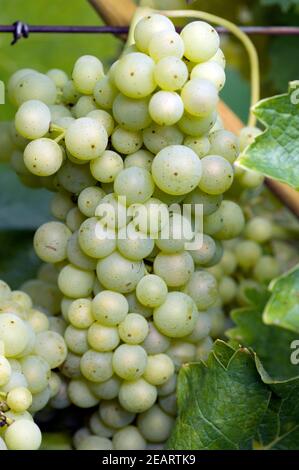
xmin=89 ymin=413 xmax=114 ymax=438
xmin=67 ymin=231 xmax=97 ymax=271
xmin=126 ymin=293 xmax=153 ymax=320
xmin=219 ymin=249 xmax=237 ymax=275
xmin=10 ymin=291 xmax=32 ymax=310
xmin=157 ymin=374 xmax=177 ymax=397
xmin=87 ymin=322 xmax=120 ymax=352
xmin=112 ymin=344 xmax=147 ymax=380
xmin=50 ymin=377 xmax=71 ymax=409
xmin=253 ymin=256 xmax=280 ymax=283
xmin=152 ymin=145 xmax=202 ymax=196
xmin=34 ymin=221 xmax=71 ymax=264
xmin=136 ymin=275 xmax=168 ymax=308
xmin=113 ymin=94 xmax=151 ymax=131
xmin=51 ymin=191 xmax=75 ymax=221
xmin=181 ymin=79 xmax=219 ymax=117
xmin=0 ymin=280 xmax=11 ymax=301
xmin=184 ymin=135 xmax=211 ymax=158
xmin=34 ymin=331 xmax=67 ymax=369
xmin=72 ymin=55 xmax=104 ymax=95
xmin=183 ymin=270 xmax=218 ymax=310
xmin=154 ymin=56 xmax=188 ymax=91
xmin=143 ymin=123 xmax=183 ymax=154
xmin=96 ymin=192 xmax=130 ymax=229
xmin=10 ymin=122 xmax=29 ymax=150
xmin=208 ymin=307 xmax=226 ymax=338
xmin=13 ymin=72 xmax=57 ymax=106
xmin=149 ymin=30 xmax=185 ymax=61
xmin=124 ymin=149 xmax=154 ymax=172
xmin=149 ymin=91 xmax=184 ymax=126
xmin=92 ymin=290 xmax=128 ymax=326
xmin=185 ymin=312 xmax=211 ymax=343
xmin=37 ymin=263 xmax=59 ymax=285
xmin=208 ymin=48 xmax=226 ymax=68
xmin=4 ymin=419 xmax=42 ymax=450
xmin=24 ymin=138 xmax=63 ymax=176
xmin=77 ymin=436 xmax=112 ymax=450
xmin=80 ymin=350 xmax=113 ymax=383
xmin=0 ymin=355 xmax=11 ymax=386
xmin=64 ymin=325 xmax=89 ymax=355
xmin=117 ymin=225 xmax=154 ymax=261
xmin=134 ymin=14 xmax=175 ymax=54
xmin=195 ymin=336 xmax=214 ymax=362
xmin=20 ymin=355 xmax=49 ymax=394
xmin=68 ymin=379 xmax=98 ymax=408
xmin=73 ymin=428 xmax=91 ymax=449
xmin=153 ymin=251 xmax=194 ymax=288
xmin=87 ymin=109 xmax=114 ymax=137
xmin=137 ymin=404 xmax=174 ymax=443
xmin=114 ymin=53 xmax=156 ymax=99
xmin=244 ymin=217 xmax=272 ymax=244
xmin=238 ymin=169 xmax=264 ymax=189
xmin=111 ymin=126 xmax=143 ymax=155
xmin=1 ymin=370 xmax=28 ymax=394
xmin=184 ymin=188 xmax=222 ymax=216
xmin=77 ymin=187 xmax=105 ymax=218
xmin=112 ymin=425 xmax=146 ymax=450
xmin=235 ymin=240 xmax=262 ymax=271
xmin=191 ymin=62 xmax=226 ymax=91
xmin=118 ymin=314 xmax=149 ymax=345
xmin=93 ymin=76 xmax=118 ymax=110
xmin=65 ymin=117 xmax=108 ymax=161
xmin=99 ymin=399 xmax=135 ymax=429
xmin=114 ymin=166 xmax=154 ymax=205
xmin=190 ymin=234 xmax=217 ymax=266
xmin=49 ymin=104 xmax=72 ymax=123
xmin=15 ymin=100 xmax=51 ymax=139
xmin=119 ymin=378 xmax=157 ymax=413
xmin=58 ymin=264 xmax=95 ymax=298
xmin=178 ymin=111 xmax=217 ymax=137
xmin=10 ymin=150 xmax=31 ymax=176
xmin=156 ymin=213 xmax=193 ymax=254
xmin=153 ymin=292 xmax=198 ymax=338
xmin=198 ymin=155 xmax=234 ymax=195
xmin=27 ymin=309 xmax=49 ymax=334
xmin=73 ymin=95 xmax=97 ymax=118
xmin=167 ymin=341 xmax=196 ymax=368
xmin=68 ymin=298 xmax=93 ymax=329
xmin=159 ymin=392 xmax=177 ymax=416
xmin=22 ymin=279 xmax=62 ymax=315
xmin=239 ymin=126 xmax=262 ymax=152
xmin=96 ymin=252 xmax=145 ymax=294
xmin=90 ymin=151 xmax=123 ymax=184
xmin=89 ymin=376 xmax=121 ymax=401
xmin=48 ymin=371 xmax=61 ymax=397
xmin=29 ymin=386 xmax=51 ymax=413
xmin=218 ymin=276 xmax=237 ymax=305
xmin=66 ymin=207 xmax=86 ymax=232
xmin=214 ymin=201 xmax=245 ymax=240
xmin=209 ymin=130 xmax=239 ymax=164
xmin=78 ymin=217 xmax=116 ymax=259
xmin=143 ymin=353 xmax=174 ymax=386
xmin=8 ymin=68 xmax=35 ymax=104
xmin=0 ymin=314 xmax=29 ymax=357
xmin=61 ymin=352 xmax=81 ymax=379
xmin=180 ymin=21 xmax=220 ymax=62
xmin=62 ymin=79 xmax=81 ymax=105
xmin=49 ymin=316 xmax=67 ymax=336
xmin=47 ymin=68 xmax=68 ymax=89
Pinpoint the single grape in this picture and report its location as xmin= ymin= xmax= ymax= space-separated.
xmin=180 ymin=21 xmax=220 ymax=62
xmin=65 ymin=117 xmax=108 ymax=161
xmin=113 ymin=425 xmax=146 ymax=450
xmin=181 ymin=79 xmax=219 ymax=117
xmin=4 ymin=419 xmax=42 ymax=450
xmin=15 ymin=100 xmax=51 ymax=139
xmin=72 ymin=55 xmax=104 ymax=94
xmin=24 ymin=138 xmax=63 ymax=176
xmin=80 ymin=350 xmax=113 ymax=383
xmin=114 ymin=53 xmax=156 ymax=99
xmin=58 ymin=264 xmax=95 ymax=298
xmin=119 ymin=378 xmax=157 ymax=413
xmin=118 ymin=313 xmax=149 ymax=345
xmin=137 ymin=404 xmax=174 ymax=443
xmin=191 ymin=62 xmax=226 ymax=91
xmin=112 ymin=344 xmax=148 ymax=380
xmin=154 ymin=56 xmax=188 ymax=91
xmin=153 ymin=251 xmax=194 ymax=288
xmin=113 ymin=93 xmax=151 ymax=131
xmin=34 ymin=221 xmax=71 ymax=264
xmin=183 ymin=270 xmax=218 ymax=310
xmin=68 ymin=379 xmax=98 ymax=408
xmin=134 ymin=14 xmax=175 ymax=53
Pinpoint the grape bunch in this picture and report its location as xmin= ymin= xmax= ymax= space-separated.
xmin=0 ymin=279 xmax=67 ymax=450
xmin=4 ymin=14 xmax=252 ymax=450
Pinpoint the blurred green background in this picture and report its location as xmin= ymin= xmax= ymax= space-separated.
xmin=0 ymin=0 xmax=299 ymax=287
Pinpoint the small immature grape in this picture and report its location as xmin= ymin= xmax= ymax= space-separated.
xmin=15 ymin=100 xmax=51 ymax=139
xmin=72 ymin=55 xmax=104 ymax=95
xmin=24 ymin=138 xmax=63 ymax=176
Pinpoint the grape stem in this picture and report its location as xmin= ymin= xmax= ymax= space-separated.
xmin=159 ymin=9 xmax=260 ymax=128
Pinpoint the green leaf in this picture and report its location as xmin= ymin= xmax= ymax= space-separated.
xmin=227 ymin=296 xmax=299 ymax=382
xmin=237 ymin=82 xmax=299 ymax=189
xmin=167 ymin=340 xmax=271 ymax=450
xmin=261 ymin=0 xmax=299 ymax=12
xmin=0 ymin=165 xmax=51 ymax=230
xmin=0 ymin=230 xmax=40 ymax=289
xmin=263 ymin=264 xmax=299 ymax=333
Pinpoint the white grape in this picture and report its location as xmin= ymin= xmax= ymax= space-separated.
xmin=153 ymin=251 xmax=194 ymax=288
xmin=136 ymin=275 xmax=168 ymax=308
xmin=80 ymin=350 xmax=113 ymax=382
xmin=114 ymin=53 xmax=156 ymax=99
xmin=78 ymin=217 xmax=116 ymax=259
xmin=92 ymin=290 xmax=128 ymax=326
xmin=149 ymin=91 xmax=184 ymax=126
xmin=181 ymin=78 xmax=219 ymax=117
xmin=24 ymin=138 xmax=63 ymax=176
xmin=124 ymin=150 xmax=154 ymax=171
xmin=13 ymin=72 xmax=57 ymax=106
xmin=134 ymin=14 xmax=175 ymax=53
xmin=209 ymin=130 xmax=239 ymax=164
xmin=87 ymin=322 xmax=120 ymax=352
xmin=191 ymin=62 xmax=226 ymax=91
xmin=77 ymin=186 xmax=105 ymax=217
xmin=180 ymin=21 xmax=220 ymax=62
xmin=68 ymin=298 xmax=94 ymax=329
xmin=15 ymin=100 xmax=51 ymax=139
xmin=112 ymin=344 xmax=147 ymax=380
xmin=119 ymin=378 xmax=157 ymax=413
xmin=34 ymin=331 xmax=67 ymax=369
xmin=137 ymin=404 xmax=174 ymax=443
xmin=111 ymin=126 xmax=143 ymax=154
xmin=65 ymin=117 xmax=108 ymax=161
xmin=72 ymin=55 xmax=104 ymax=95
xmin=4 ymin=419 xmax=42 ymax=450
xmin=149 ymin=30 xmax=185 ymax=61
xmin=34 ymin=221 xmax=71 ymax=263
xmin=58 ymin=264 xmax=95 ymax=298
xmin=141 ymin=322 xmax=170 ymax=354
xmin=114 ymin=166 xmax=154 ymax=205
xmin=93 ymin=76 xmax=118 ymax=110
xmin=112 ymin=425 xmax=146 ymax=450
xmin=143 ymin=353 xmax=175 ymax=385
xmin=183 ymin=270 xmax=218 ymax=310
xmin=113 ymin=93 xmax=151 ymax=131
xmin=198 ymin=155 xmax=234 ymax=195
xmin=68 ymin=379 xmax=98 ymax=408
xmin=118 ymin=313 xmax=149 ymax=345
xmin=178 ymin=111 xmax=217 ymax=137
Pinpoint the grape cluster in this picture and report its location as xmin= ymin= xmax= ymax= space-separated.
xmin=0 ymin=279 xmax=67 ymax=450
xmin=4 ymin=14 xmax=251 ymax=450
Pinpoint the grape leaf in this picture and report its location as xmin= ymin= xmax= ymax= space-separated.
xmin=261 ymin=0 xmax=299 ymax=11
xmin=237 ymin=81 xmax=299 ymax=190
xmin=263 ymin=264 xmax=299 ymax=333
xmin=167 ymin=340 xmax=271 ymax=450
